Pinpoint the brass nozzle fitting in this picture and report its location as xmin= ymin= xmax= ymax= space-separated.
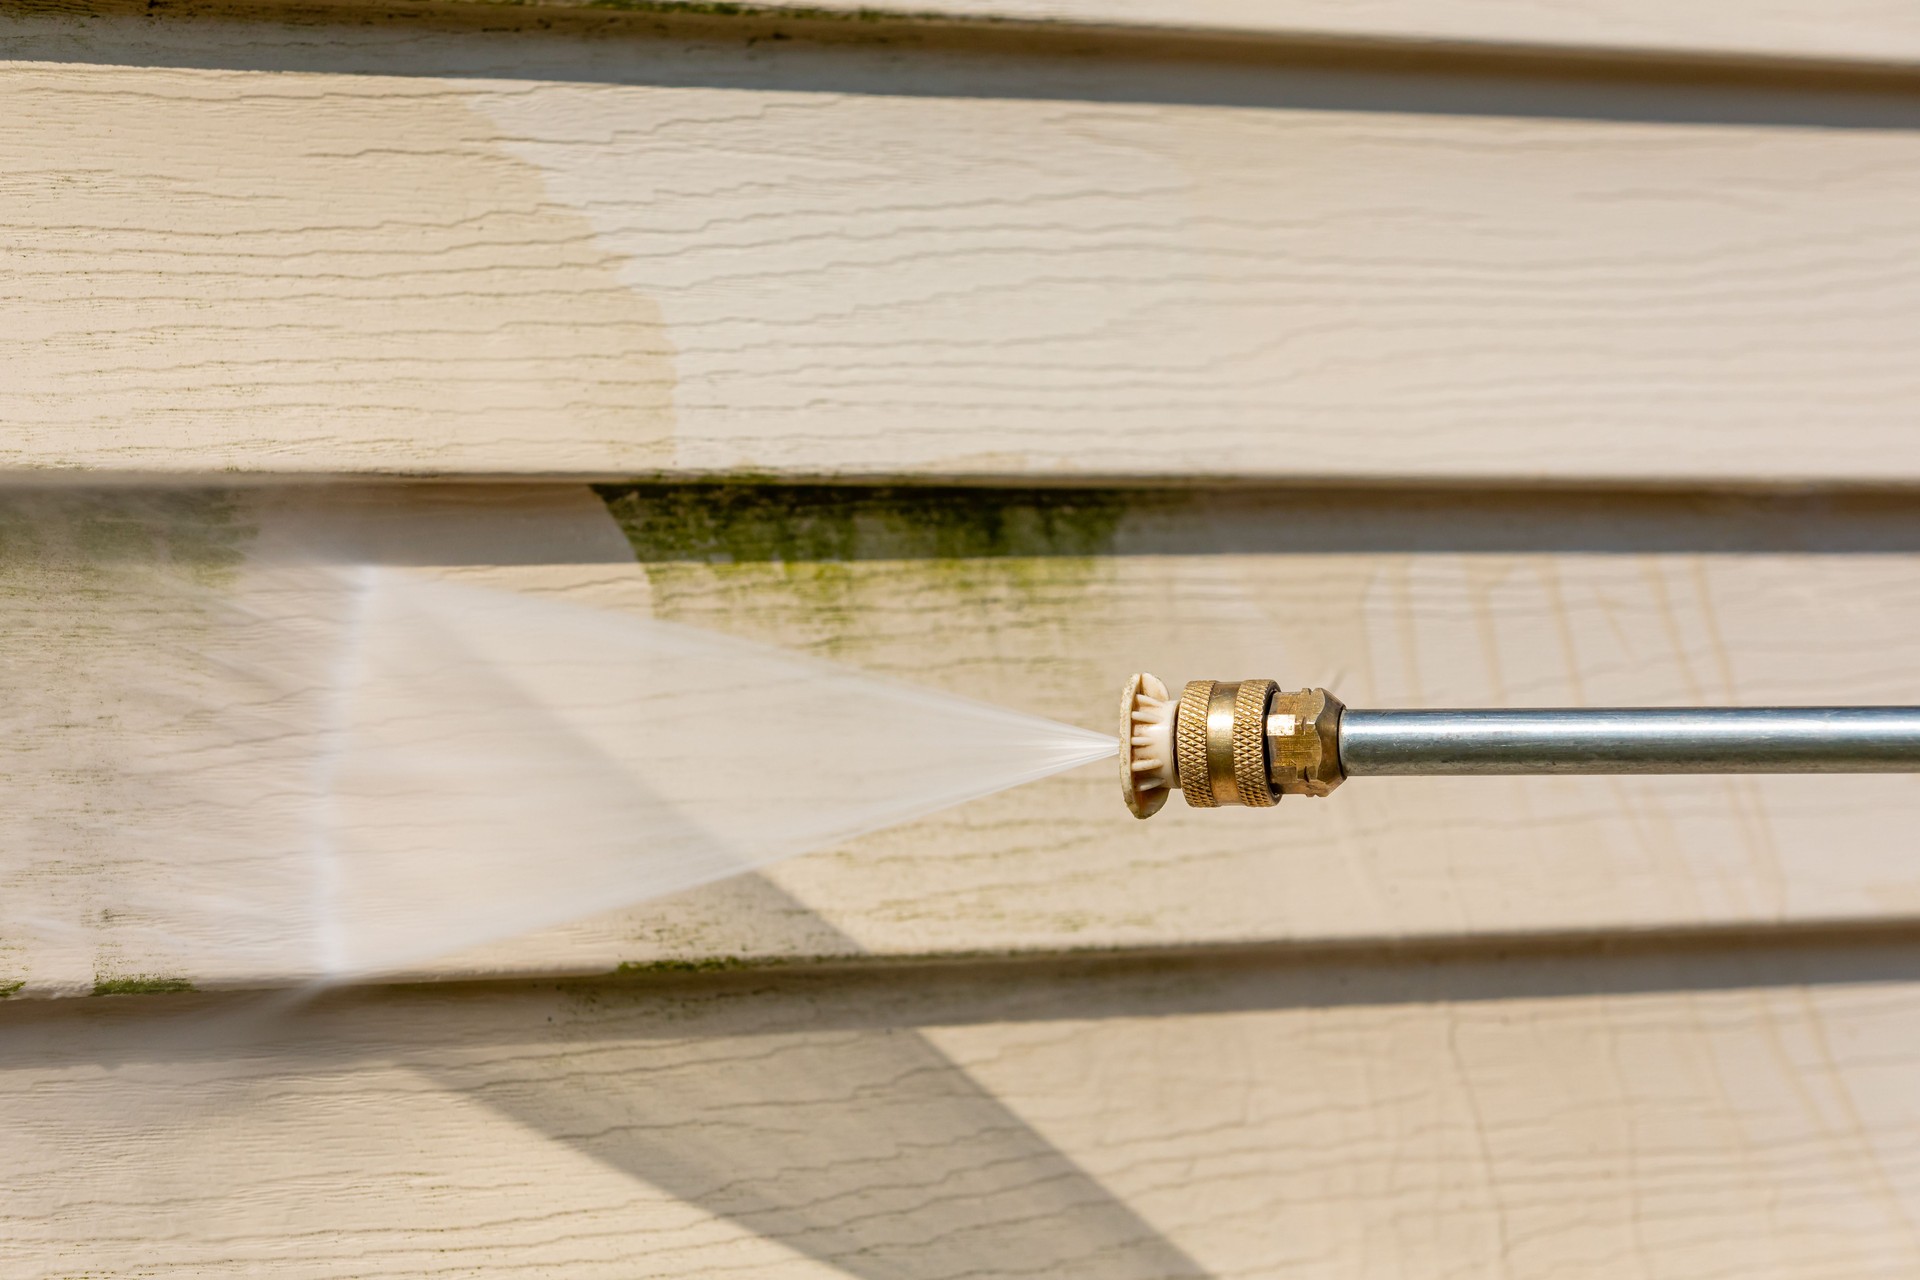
xmin=1122 ymin=674 xmax=1343 ymax=817
xmin=1266 ymin=686 xmax=1346 ymax=798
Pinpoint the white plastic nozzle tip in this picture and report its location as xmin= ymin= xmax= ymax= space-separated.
xmin=1120 ymin=672 xmax=1176 ymax=818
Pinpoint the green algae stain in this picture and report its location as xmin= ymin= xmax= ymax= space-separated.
xmin=0 ymin=489 xmax=256 ymax=594
xmin=70 ymin=490 xmax=253 ymax=586
xmin=611 ymin=956 xmax=758 ymax=977
xmin=140 ymin=490 xmax=255 ymax=585
xmin=91 ymin=975 xmax=197 ymax=997
xmin=574 ymin=1 xmax=929 ymax=22
xmin=599 ymin=483 xmax=1130 ymax=566
xmin=597 ymin=483 xmax=1136 ymax=659
xmin=0 ymin=980 xmax=23 ymax=1000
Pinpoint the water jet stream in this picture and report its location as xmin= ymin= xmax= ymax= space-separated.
xmin=6 ymin=562 xmax=1115 ymax=988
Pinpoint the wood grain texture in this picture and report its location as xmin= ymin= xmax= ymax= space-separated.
xmin=8 ymin=944 xmax=1920 ymax=1277
xmin=7 ymin=484 xmax=1920 ymax=995
xmin=8 ymin=11 xmax=1920 ymax=482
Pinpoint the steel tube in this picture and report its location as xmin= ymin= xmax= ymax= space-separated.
xmin=1338 ymin=708 xmax=1920 ymax=776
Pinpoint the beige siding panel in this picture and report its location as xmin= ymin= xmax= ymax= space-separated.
xmin=750 ymin=0 xmax=1920 ymax=66
xmin=511 ymin=485 xmax=1920 ymax=976
xmin=7 ymin=949 xmax=1920 ymax=1276
xmin=7 ymin=13 xmax=1920 ymax=481
xmin=6 ymin=484 xmax=1920 ymax=994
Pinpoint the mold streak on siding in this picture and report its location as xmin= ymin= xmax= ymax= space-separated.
xmin=7 ymin=484 xmax=1920 ymax=993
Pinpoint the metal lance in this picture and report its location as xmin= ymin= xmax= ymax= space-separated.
xmin=1118 ymin=674 xmax=1920 ymax=818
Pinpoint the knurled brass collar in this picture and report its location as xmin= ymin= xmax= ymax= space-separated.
xmin=1170 ymin=679 xmax=1347 ymax=808
xmin=1176 ymin=679 xmax=1218 ymax=808
xmin=1173 ymin=678 xmax=1281 ymax=808
xmin=1233 ymin=680 xmax=1281 ymax=806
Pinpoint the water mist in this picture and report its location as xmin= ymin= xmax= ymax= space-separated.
xmin=3 ymin=559 xmax=1115 ymax=988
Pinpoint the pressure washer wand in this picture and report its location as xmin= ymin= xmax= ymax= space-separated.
xmin=1119 ymin=674 xmax=1920 ymax=817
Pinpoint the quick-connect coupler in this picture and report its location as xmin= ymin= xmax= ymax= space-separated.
xmin=1121 ymin=674 xmax=1343 ymax=818
xmin=1121 ymin=673 xmax=1920 ymax=818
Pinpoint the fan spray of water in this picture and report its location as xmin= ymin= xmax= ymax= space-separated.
xmin=3 ymin=559 xmax=1115 ymax=989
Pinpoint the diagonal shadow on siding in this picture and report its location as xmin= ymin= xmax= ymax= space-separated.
xmin=425 ymin=872 xmax=1213 ymax=1280
xmin=9 ymin=919 xmax=1920 ymax=1272
xmin=0 ymin=901 xmax=1215 ymax=1279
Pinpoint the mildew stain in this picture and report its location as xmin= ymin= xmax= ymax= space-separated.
xmin=611 ymin=955 xmax=759 ymax=976
xmin=600 ymin=482 xmax=1129 ymax=563
xmin=91 ymin=975 xmax=197 ymax=997
xmin=7 ymin=57 xmax=680 ymax=469
xmin=597 ymin=482 xmax=1133 ymax=661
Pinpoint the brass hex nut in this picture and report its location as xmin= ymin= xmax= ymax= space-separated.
xmin=1266 ymin=688 xmax=1346 ymax=796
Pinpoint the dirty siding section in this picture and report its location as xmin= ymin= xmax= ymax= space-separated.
xmin=583 ymin=482 xmax=1920 ymax=967
xmin=14 ymin=480 xmax=1918 ymax=996
xmin=0 ymin=43 xmax=679 ymax=473
xmin=0 ymin=491 xmax=258 ymax=998
xmin=0 ymin=485 xmax=652 ymax=997
xmin=599 ymin=484 xmax=1130 ymax=685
